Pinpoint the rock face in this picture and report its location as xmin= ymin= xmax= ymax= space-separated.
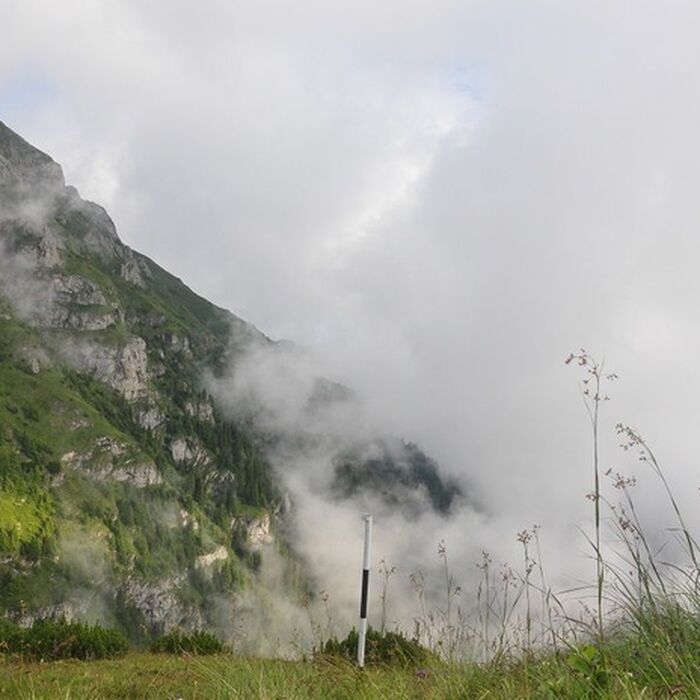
xmin=63 ymin=194 xmax=124 ymax=261
xmin=32 ymin=274 xmax=119 ymax=331
xmin=61 ymin=437 xmax=161 ymax=487
xmin=246 ymin=513 xmax=274 ymax=548
xmin=137 ymin=405 xmax=166 ymax=431
xmin=120 ymin=257 xmax=148 ymax=288
xmin=195 ymin=546 xmax=229 ymax=570
xmin=166 ymin=333 xmax=193 ymax=359
xmin=0 ymin=121 xmax=64 ymax=194
xmin=185 ymin=400 xmax=215 ymax=424
xmin=9 ymin=602 xmax=85 ymax=628
xmin=7 ymin=226 xmax=64 ymax=269
xmin=93 ymin=461 xmax=162 ymax=488
xmin=170 ymin=437 xmax=211 ymax=466
xmin=68 ymin=337 xmax=151 ymax=401
xmin=123 ymin=577 xmax=204 ymax=632
xmin=51 ymin=274 xmax=106 ymax=305
xmin=0 ymin=265 xmax=120 ymax=332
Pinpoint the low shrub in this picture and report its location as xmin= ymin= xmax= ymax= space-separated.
xmin=317 ymin=628 xmax=434 ymax=667
xmin=0 ymin=618 xmax=22 ymax=652
xmin=0 ymin=617 xmax=129 ymax=660
xmin=150 ymin=629 xmax=227 ymax=655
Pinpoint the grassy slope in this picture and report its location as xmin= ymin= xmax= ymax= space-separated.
xmin=0 ymin=360 xmax=134 ymax=459
xmin=0 ymin=492 xmax=44 ymax=548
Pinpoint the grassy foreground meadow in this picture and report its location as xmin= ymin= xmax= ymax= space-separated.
xmin=1 ymin=639 xmax=699 ymax=700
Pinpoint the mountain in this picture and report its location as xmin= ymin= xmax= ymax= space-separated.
xmin=0 ymin=121 xmax=460 ymax=640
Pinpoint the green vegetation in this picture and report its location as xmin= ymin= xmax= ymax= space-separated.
xmin=318 ymin=628 xmax=435 ymax=667
xmin=130 ymin=253 xmax=237 ymax=345
xmin=150 ymin=629 xmax=227 ymax=655
xmin=0 ymin=487 xmax=51 ymax=555
xmin=5 ymin=633 xmax=700 ymax=699
xmin=5 ymin=596 xmax=700 ymax=696
xmin=334 ymin=440 xmax=461 ymax=514
xmin=0 ymin=618 xmax=128 ymax=661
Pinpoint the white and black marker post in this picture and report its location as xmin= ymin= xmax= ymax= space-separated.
xmin=357 ymin=513 xmax=373 ymax=668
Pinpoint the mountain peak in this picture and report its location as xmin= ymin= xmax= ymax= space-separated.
xmin=0 ymin=120 xmax=64 ymax=191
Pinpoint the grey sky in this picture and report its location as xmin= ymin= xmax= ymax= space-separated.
xmin=3 ymin=1 xmax=700 ymax=589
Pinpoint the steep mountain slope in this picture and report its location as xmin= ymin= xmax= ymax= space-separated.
xmin=0 ymin=121 xmax=460 ymax=640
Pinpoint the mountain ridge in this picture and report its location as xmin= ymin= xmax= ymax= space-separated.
xmin=0 ymin=120 xmax=461 ymax=643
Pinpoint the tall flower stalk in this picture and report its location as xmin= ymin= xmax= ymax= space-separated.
xmin=566 ymin=349 xmax=617 ymax=644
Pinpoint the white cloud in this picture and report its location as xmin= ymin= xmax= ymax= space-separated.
xmin=4 ymin=0 xmax=700 ymax=636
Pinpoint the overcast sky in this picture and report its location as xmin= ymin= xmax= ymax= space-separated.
xmin=3 ymin=1 xmax=700 ymax=573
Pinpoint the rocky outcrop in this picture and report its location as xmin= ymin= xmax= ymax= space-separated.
xmin=58 ymin=188 xmax=124 ymax=262
xmin=195 ymin=546 xmax=229 ymax=570
xmin=179 ymin=509 xmax=199 ymax=531
xmin=61 ymin=437 xmax=161 ymax=487
xmin=166 ymin=333 xmax=193 ymax=359
xmin=9 ymin=602 xmax=83 ymax=628
xmin=7 ymin=226 xmax=64 ymax=270
xmin=0 ymin=121 xmax=64 ymax=196
xmin=93 ymin=461 xmax=162 ymax=487
xmin=185 ymin=399 xmax=215 ymax=424
xmin=137 ymin=405 xmax=166 ymax=431
xmin=170 ymin=437 xmax=211 ymax=466
xmin=123 ymin=576 xmax=204 ymax=631
xmin=0 ymin=230 xmax=117 ymax=330
xmin=237 ymin=513 xmax=275 ymax=549
xmin=33 ymin=229 xmax=63 ymax=268
xmin=120 ymin=255 xmax=149 ymax=289
xmin=30 ymin=273 xmax=119 ymax=331
xmin=68 ymin=337 xmax=151 ymax=401
xmin=17 ymin=345 xmax=51 ymax=374
xmin=52 ymin=274 xmax=107 ymax=306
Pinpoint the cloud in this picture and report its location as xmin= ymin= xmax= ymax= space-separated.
xmin=4 ymin=0 xmax=700 ymax=645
